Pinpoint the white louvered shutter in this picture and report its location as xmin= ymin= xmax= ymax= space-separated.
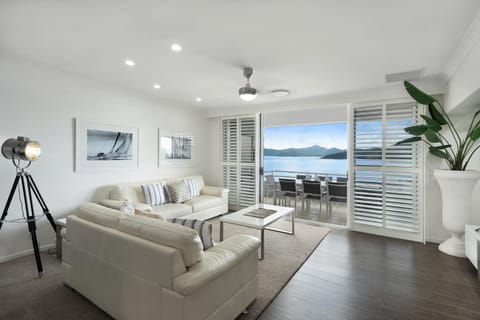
xmin=221 ymin=115 xmax=260 ymax=210
xmin=351 ymin=102 xmax=424 ymax=242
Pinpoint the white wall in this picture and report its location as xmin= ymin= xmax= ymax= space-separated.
xmin=0 ymin=56 xmax=209 ymax=261
xmin=204 ymin=117 xmax=222 ymax=187
xmin=207 ymin=78 xmax=444 ymax=118
xmin=440 ymin=12 xmax=480 ymax=239
xmin=444 ymin=11 xmax=480 ymax=113
xmin=264 ymin=106 xmax=347 ymax=127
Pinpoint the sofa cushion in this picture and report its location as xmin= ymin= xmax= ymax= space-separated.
xmin=151 ymin=203 xmax=192 ymax=219
xmin=117 ymin=215 xmax=204 ymax=267
xmin=142 ymin=183 xmax=168 ymax=206
xmin=166 ymin=180 xmax=191 ymax=203
xmin=184 ymin=195 xmax=224 ymax=212
xmin=76 ymin=203 xmax=125 ymax=229
xmin=109 ymin=185 xmax=129 ymax=201
xmin=168 ymin=218 xmax=214 ymax=250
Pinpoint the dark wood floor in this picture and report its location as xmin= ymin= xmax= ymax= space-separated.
xmin=259 ymin=229 xmax=480 ymax=320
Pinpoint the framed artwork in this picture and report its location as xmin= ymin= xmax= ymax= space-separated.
xmin=159 ymin=130 xmax=194 ymax=167
xmin=75 ymin=118 xmax=139 ymax=172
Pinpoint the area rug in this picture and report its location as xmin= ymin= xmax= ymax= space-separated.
xmin=0 ymin=219 xmax=329 ymax=320
xmin=211 ymin=218 xmax=329 ymax=320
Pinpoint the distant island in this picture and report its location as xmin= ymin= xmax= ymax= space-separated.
xmin=264 ymin=145 xmax=346 ymax=159
xmin=321 ymin=151 xmax=347 ymax=159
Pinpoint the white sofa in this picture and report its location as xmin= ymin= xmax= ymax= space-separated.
xmin=63 ymin=203 xmax=260 ymax=320
xmin=94 ymin=175 xmax=228 ymax=220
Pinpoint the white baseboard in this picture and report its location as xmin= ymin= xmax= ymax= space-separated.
xmin=0 ymin=242 xmax=55 ymax=263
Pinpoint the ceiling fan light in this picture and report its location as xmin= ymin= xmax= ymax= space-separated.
xmin=239 ymin=86 xmax=257 ymax=101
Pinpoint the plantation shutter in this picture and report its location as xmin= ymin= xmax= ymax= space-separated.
xmin=351 ymin=102 xmax=424 ymax=242
xmin=221 ymin=114 xmax=260 ymax=210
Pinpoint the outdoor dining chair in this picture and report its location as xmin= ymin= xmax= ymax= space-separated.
xmin=302 ymin=180 xmax=324 ymax=215
xmin=264 ymin=174 xmax=278 ymax=205
xmin=316 ymin=175 xmax=329 ymax=182
xmin=336 ymin=177 xmax=348 ymax=183
xmin=326 ymin=181 xmax=347 ymax=214
xmin=278 ymin=178 xmax=300 ymax=210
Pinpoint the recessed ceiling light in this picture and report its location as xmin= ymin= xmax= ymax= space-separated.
xmin=171 ymin=43 xmax=182 ymax=52
xmin=153 ymin=84 xmax=161 ymax=89
xmin=124 ymin=59 xmax=136 ymax=67
xmin=270 ymin=89 xmax=291 ymax=97
xmin=195 ymin=97 xmax=202 ymax=102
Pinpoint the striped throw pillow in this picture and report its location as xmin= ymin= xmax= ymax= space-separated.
xmin=142 ymin=183 xmax=168 ymax=206
xmin=185 ymin=178 xmax=200 ymax=198
xmin=166 ymin=180 xmax=191 ymax=203
xmin=168 ymin=218 xmax=214 ymax=250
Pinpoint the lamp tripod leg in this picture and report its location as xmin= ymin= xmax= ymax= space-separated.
xmin=0 ymin=174 xmax=21 ymax=230
xmin=26 ymin=174 xmax=56 ymax=232
xmin=20 ymin=175 xmax=43 ymax=277
xmin=28 ymin=223 xmax=43 ymax=278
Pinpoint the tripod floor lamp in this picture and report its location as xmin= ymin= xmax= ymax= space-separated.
xmin=0 ymin=137 xmax=56 ymax=278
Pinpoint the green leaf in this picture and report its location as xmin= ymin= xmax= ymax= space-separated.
xmin=405 ymin=125 xmax=429 ymax=136
xmin=430 ymin=145 xmax=451 ymax=150
xmin=429 ymin=147 xmax=448 ymax=159
xmin=424 ymin=129 xmax=441 ymax=143
xmin=394 ymin=136 xmax=422 ymax=146
xmin=404 ymin=81 xmax=436 ymax=105
xmin=420 ymin=115 xmax=442 ymax=132
xmin=428 ymin=104 xmax=448 ymax=125
xmin=470 ymin=126 xmax=480 ymax=141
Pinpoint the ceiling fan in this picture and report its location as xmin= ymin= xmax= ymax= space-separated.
xmin=238 ymin=67 xmax=257 ymax=101
xmin=238 ymin=67 xmax=290 ymax=102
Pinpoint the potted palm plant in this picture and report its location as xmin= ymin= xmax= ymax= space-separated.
xmin=396 ymin=81 xmax=480 ymax=257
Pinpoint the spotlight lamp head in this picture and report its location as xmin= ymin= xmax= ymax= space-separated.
xmin=2 ymin=137 xmax=41 ymax=162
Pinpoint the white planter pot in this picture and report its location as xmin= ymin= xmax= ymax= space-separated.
xmin=434 ymin=169 xmax=480 ymax=258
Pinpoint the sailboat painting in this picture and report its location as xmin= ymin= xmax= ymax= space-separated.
xmin=87 ymin=129 xmax=133 ymax=161
xmin=75 ymin=118 xmax=139 ymax=172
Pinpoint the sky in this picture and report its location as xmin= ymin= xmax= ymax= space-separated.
xmin=265 ymin=122 xmax=347 ymax=150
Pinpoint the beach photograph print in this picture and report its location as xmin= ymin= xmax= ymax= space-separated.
xmin=161 ymin=135 xmax=193 ymax=160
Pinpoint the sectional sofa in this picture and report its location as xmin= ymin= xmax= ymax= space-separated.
xmin=63 ymin=203 xmax=260 ymax=320
xmin=94 ymin=175 xmax=228 ymax=220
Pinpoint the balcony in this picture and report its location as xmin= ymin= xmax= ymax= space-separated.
xmin=264 ymin=170 xmax=347 ymax=226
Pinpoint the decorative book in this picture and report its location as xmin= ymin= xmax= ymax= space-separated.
xmin=244 ymin=208 xmax=276 ymax=218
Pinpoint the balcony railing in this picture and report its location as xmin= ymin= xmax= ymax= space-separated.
xmin=264 ymin=170 xmax=347 ymax=182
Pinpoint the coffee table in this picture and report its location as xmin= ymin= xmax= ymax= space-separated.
xmin=220 ymin=204 xmax=295 ymax=260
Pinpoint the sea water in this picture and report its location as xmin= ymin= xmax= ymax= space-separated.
xmin=264 ymin=156 xmax=347 ymax=176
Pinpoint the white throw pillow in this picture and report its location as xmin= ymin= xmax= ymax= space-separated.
xmin=142 ymin=183 xmax=168 ymax=206
xmin=185 ymin=178 xmax=200 ymax=198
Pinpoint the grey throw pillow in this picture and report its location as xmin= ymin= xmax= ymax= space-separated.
xmin=167 ymin=218 xmax=214 ymax=250
xmin=166 ymin=180 xmax=191 ymax=203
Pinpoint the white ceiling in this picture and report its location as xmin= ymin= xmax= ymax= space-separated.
xmin=1 ymin=0 xmax=479 ymax=109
